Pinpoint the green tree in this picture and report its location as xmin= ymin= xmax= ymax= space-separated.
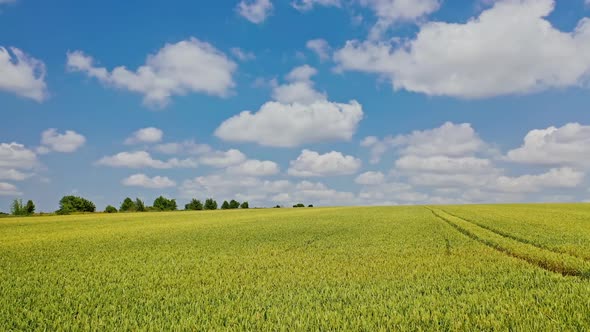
xmin=308 ymin=204 xmax=314 ymax=208
xmin=104 ymin=205 xmax=118 ymax=213
xmin=57 ymin=196 xmax=96 ymax=214
xmin=204 ymin=198 xmax=218 ymax=210
xmin=293 ymin=203 xmax=305 ymax=208
xmin=221 ymin=200 xmax=230 ymax=210
xmin=25 ymin=200 xmax=35 ymax=215
xmin=11 ymin=199 xmax=26 ymax=216
xmin=229 ymin=199 xmax=240 ymax=209
xmin=153 ymin=196 xmax=177 ymax=211
xmin=185 ymin=199 xmax=203 ymax=211
xmin=120 ymin=197 xmax=137 ymax=212
xmin=240 ymin=201 xmax=249 ymax=209
xmin=135 ymin=198 xmax=146 ymax=212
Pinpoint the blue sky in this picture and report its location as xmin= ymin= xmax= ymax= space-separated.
xmin=2 ymin=0 xmax=590 ymax=212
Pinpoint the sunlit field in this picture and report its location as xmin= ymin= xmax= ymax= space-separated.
xmin=2 ymin=205 xmax=590 ymax=330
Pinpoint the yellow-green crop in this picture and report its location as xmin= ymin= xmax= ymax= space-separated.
xmin=1 ymin=205 xmax=590 ymax=330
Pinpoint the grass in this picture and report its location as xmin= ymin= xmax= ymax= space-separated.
xmin=1 ymin=205 xmax=590 ymax=330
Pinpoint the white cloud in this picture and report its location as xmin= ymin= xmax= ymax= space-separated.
xmin=0 ymin=182 xmax=21 ymax=196
xmin=39 ymin=129 xmax=86 ymax=153
xmin=355 ymin=171 xmax=385 ymax=185
xmin=0 ymin=168 xmax=30 ymax=181
xmin=97 ymin=151 xmax=198 ymax=169
xmin=125 ymin=127 xmax=163 ymax=145
xmin=288 ymin=149 xmax=361 ymax=177
xmin=199 ymin=149 xmax=246 ymax=168
xmin=362 ymin=122 xmax=486 ymax=163
xmin=215 ymin=100 xmax=363 ymax=148
xmin=0 ymin=47 xmax=47 ymax=102
xmin=67 ymin=38 xmax=236 ymax=107
xmin=506 ymin=123 xmax=590 ymax=167
xmin=122 ymin=173 xmax=176 ymax=189
xmin=360 ymin=0 xmax=440 ymax=39
xmin=216 ymin=65 xmax=363 ymax=147
xmin=292 ymin=0 xmax=341 ymax=11
xmin=493 ymin=168 xmax=584 ymax=193
xmin=237 ymin=0 xmax=273 ymax=24
xmin=0 ymin=143 xmax=37 ymax=169
xmin=230 ymin=48 xmax=256 ymax=61
xmin=180 ymin=175 xmax=289 ymax=200
xmin=395 ymin=155 xmax=494 ymax=174
xmin=153 ymin=140 xmax=211 ymax=155
xmin=306 ymin=39 xmax=331 ymax=61
xmin=226 ymin=159 xmax=280 ymax=176
xmin=335 ymin=0 xmax=590 ymax=99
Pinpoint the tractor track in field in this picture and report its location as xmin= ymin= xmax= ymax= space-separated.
xmin=439 ymin=209 xmax=590 ymax=262
xmin=425 ymin=207 xmax=590 ymax=279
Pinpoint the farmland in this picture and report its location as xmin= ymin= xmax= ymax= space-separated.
xmin=1 ymin=205 xmax=590 ymax=330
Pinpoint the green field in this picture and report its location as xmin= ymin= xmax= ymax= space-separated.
xmin=2 ymin=205 xmax=590 ymax=330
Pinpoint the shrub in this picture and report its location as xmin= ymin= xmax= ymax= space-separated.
xmin=240 ymin=201 xmax=249 ymax=209
xmin=135 ymin=198 xmax=146 ymax=212
xmin=229 ymin=200 xmax=240 ymax=209
xmin=153 ymin=196 xmax=177 ymax=211
xmin=221 ymin=201 xmax=230 ymax=210
xmin=11 ymin=199 xmax=27 ymax=216
xmin=204 ymin=198 xmax=218 ymax=210
xmin=185 ymin=199 xmax=203 ymax=211
xmin=25 ymin=200 xmax=35 ymax=215
xmin=57 ymin=196 xmax=96 ymax=214
xmin=120 ymin=197 xmax=137 ymax=212
xmin=105 ymin=205 xmax=118 ymax=213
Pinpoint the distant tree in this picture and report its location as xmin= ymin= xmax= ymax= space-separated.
xmin=185 ymin=199 xmax=204 ymax=211
xmin=57 ymin=196 xmax=96 ymax=214
xmin=221 ymin=200 xmax=230 ymax=210
xmin=229 ymin=199 xmax=240 ymax=209
xmin=104 ymin=205 xmax=118 ymax=213
xmin=135 ymin=198 xmax=146 ymax=212
xmin=120 ymin=197 xmax=137 ymax=212
xmin=25 ymin=200 xmax=35 ymax=215
xmin=204 ymin=198 xmax=218 ymax=210
xmin=274 ymin=205 xmax=281 ymax=208
xmin=153 ymin=196 xmax=177 ymax=211
xmin=308 ymin=204 xmax=314 ymax=208
xmin=240 ymin=201 xmax=249 ymax=209
xmin=11 ymin=199 xmax=26 ymax=216
xmin=293 ymin=203 xmax=305 ymax=208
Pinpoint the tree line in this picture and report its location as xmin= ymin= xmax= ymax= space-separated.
xmin=2 ymin=195 xmax=263 ymax=216
xmin=2 ymin=195 xmax=316 ymax=217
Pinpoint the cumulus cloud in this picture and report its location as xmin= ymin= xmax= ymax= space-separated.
xmin=0 ymin=182 xmax=21 ymax=196
xmin=38 ymin=129 xmax=86 ymax=153
xmin=0 ymin=143 xmax=38 ymax=170
xmin=288 ymin=149 xmax=361 ymax=177
xmin=216 ymin=65 xmax=363 ymax=147
xmin=0 ymin=168 xmax=30 ymax=181
xmin=306 ymin=39 xmax=331 ymax=61
xmin=237 ymin=0 xmax=273 ymax=24
xmin=506 ymin=123 xmax=590 ymax=167
xmin=199 ymin=149 xmax=246 ymax=168
xmin=122 ymin=173 xmax=176 ymax=189
xmin=226 ymin=159 xmax=280 ymax=176
xmin=493 ymin=168 xmax=584 ymax=193
xmin=335 ymin=0 xmax=590 ymax=99
xmin=0 ymin=47 xmax=47 ymax=102
xmin=97 ymin=151 xmax=198 ymax=169
xmin=67 ymin=38 xmax=236 ymax=107
xmin=230 ymin=48 xmax=256 ymax=61
xmin=360 ymin=0 xmax=440 ymax=39
xmin=125 ymin=127 xmax=163 ymax=145
xmin=355 ymin=171 xmax=385 ymax=185
xmin=153 ymin=140 xmax=211 ymax=155
xmin=292 ymin=0 xmax=341 ymax=11
xmin=362 ymin=122 xmax=485 ymax=164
